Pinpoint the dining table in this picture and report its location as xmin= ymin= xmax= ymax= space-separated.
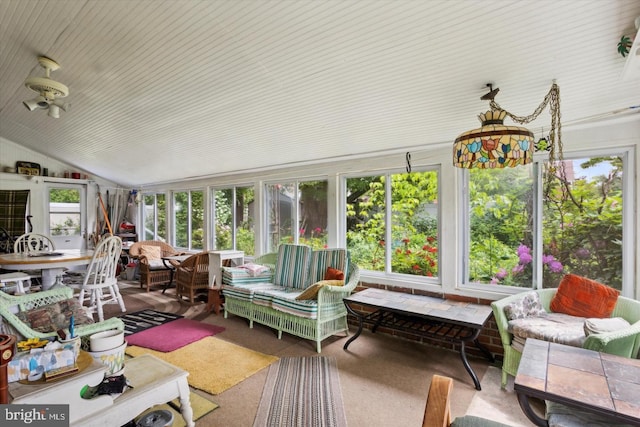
xmin=0 ymin=249 xmax=94 ymax=291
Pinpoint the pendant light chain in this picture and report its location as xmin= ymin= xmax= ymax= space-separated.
xmin=489 ymin=83 xmax=564 ymax=195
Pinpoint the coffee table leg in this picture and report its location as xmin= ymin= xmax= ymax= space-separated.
xmin=517 ymin=393 xmax=548 ymax=427
xmin=343 ymin=302 xmax=364 ymax=350
xmin=177 ymin=377 xmax=195 ymax=427
xmin=459 ymin=340 xmax=482 ymax=390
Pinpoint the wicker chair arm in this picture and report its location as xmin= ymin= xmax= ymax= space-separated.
xmin=583 ymin=320 xmax=640 ymax=358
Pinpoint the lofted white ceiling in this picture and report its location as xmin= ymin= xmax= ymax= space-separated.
xmin=1 ymin=0 xmax=639 ymax=187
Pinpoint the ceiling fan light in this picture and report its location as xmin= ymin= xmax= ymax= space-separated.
xmin=48 ymin=104 xmax=60 ymax=118
xmin=23 ymin=96 xmax=49 ymax=111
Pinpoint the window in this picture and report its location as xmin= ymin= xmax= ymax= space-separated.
xmin=346 ymin=169 xmax=440 ymax=278
xmin=46 ymin=184 xmax=86 ymax=250
xmin=173 ymin=190 xmax=204 ymax=250
xmin=464 ymin=152 xmax=627 ymax=292
xmin=142 ymin=193 xmax=166 ymax=241
xmin=211 ymin=186 xmax=255 ymax=255
xmin=265 ymin=180 xmax=328 ymax=252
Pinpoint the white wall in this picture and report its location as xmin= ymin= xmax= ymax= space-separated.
xmin=0 ymin=137 xmax=124 ymax=244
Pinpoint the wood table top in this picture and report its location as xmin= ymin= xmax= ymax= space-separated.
xmin=0 ymin=249 xmax=94 ymax=266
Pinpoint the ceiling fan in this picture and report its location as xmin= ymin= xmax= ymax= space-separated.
xmin=23 ymin=56 xmax=70 ymax=118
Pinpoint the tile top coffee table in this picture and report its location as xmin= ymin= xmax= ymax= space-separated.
xmin=343 ymin=287 xmax=494 ymax=390
xmin=515 ymin=338 xmax=640 ymax=427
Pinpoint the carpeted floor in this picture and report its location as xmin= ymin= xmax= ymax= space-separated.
xmin=126 ymin=336 xmax=279 ymax=395
xmin=254 ymin=356 xmax=347 ymax=427
xmin=106 ymin=280 xmax=538 ymax=427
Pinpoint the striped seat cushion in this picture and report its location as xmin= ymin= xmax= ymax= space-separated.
xmin=222 ymin=267 xmax=273 ymax=285
xmin=222 ymin=282 xmax=279 ymax=302
xmin=273 ymin=244 xmax=312 ymax=289
xmin=253 ymin=288 xmax=318 ymax=319
xmin=253 ymin=286 xmax=301 ymax=307
xmin=308 ymin=248 xmax=348 ymax=284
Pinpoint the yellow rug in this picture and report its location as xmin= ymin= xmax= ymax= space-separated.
xmin=136 ymin=391 xmax=218 ymax=427
xmin=126 ymin=337 xmax=279 ymax=395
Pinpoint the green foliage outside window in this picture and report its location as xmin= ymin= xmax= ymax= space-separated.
xmin=346 ymin=171 xmax=439 ymax=276
xmin=468 ymin=156 xmax=623 ymax=290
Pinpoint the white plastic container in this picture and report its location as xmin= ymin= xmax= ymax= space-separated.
xmin=89 ymin=330 xmax=125 ymax=352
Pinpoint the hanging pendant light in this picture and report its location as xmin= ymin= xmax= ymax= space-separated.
xmin=453 ymin=108 xmax=534 ymax=169
xmin=453 ymin=82 xmax=562 ymax=176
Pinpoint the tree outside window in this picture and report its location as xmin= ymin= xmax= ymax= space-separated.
xmin=266 ymin=180 xmax=328 ymax=253
xmin=466 ymin=155 xmax=624 ymax=290
xmin=346 ymin=170 xmax=439 ymax=277
xmin=173 ymin=190 xmax=204 ymax=250
xmin=143 ymin=193 xmax=166 ymax=241
xmin=212 ymin=186 xmax=255 ymax=255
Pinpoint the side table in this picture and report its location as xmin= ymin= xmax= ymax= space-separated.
xmin=207 ymin=250 xmax=244 ymax=314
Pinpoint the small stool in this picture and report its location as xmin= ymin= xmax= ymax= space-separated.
xmin=136 ymin=409 xmax=174 ymax=427
xmin=0 ymin=272 xmax=32 ymax=294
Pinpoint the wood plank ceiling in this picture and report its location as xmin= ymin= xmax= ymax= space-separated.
xmin=1 ymin=0 xmax=639 ymax=187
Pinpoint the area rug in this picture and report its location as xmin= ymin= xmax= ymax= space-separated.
xmin=135 ymin=391 xmax=219 ymax=427
xmin=126 ymin=336 xmax=279 ymax=395
xmin=125 ymin=318 xmax=225 ymax=352
xmin=254 ymin=356 xmax=347 ymax=427
xmin=120 ymin=309 xmax=183 ymax=335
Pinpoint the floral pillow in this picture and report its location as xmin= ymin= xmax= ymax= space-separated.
xmin=16 ymin=298 xmax=94 ymax=333
xmin=504 ymin=291 xmax=546 ymax=320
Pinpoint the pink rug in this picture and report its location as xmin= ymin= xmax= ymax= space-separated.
xmin=125 ymin=318 xmax=225 ymax=352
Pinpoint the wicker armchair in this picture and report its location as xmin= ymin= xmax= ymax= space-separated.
xmin=175 ymin=252 xmax=210 ymax=304
xmin=129 ymin=240 xmax=184 ymax=292
xmin=0 ymin=286 xmax=124 ymax=349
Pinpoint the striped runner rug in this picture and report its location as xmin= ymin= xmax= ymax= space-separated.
xmin=253 ymin=356 xmax=347 ymax=427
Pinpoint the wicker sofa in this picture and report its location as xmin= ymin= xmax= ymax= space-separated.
xmin=222 ymin=244 xmax=360 ymax=352
xmin=0 ymin=286 xmax=124 ymax=349
xmin=491 ymin=287 xmax=640 ymax=388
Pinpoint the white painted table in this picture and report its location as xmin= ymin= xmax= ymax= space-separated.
xmin=9 ymin=354 xmax=194 ymax=427
xmin=208 ymin=250 xmax=244 ymax=289
xmin=0 ymin=249 xmax=93 ymax=290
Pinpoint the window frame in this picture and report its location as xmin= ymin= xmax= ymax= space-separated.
xmin=459 ymin=146 xmax=634 ymax=297
xmin=341 ymin=165 xmax=442 ymax=287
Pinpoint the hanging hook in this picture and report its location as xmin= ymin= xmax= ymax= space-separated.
xmin=406 ymin=152 xmax=412 ymax=173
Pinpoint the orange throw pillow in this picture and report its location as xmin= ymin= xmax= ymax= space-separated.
xmin=324 ymin=267 xmax=344 ymax=281
xmin=550 ymin=274 xmax=619 ymax=318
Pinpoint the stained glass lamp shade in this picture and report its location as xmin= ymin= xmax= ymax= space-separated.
xmin=453 ymin=109 xmax=534 ymax=169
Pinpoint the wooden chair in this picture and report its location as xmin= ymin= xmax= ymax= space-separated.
xmin=71 ymin=235 xmax=126 ymax=321
xmin=423 ymin=375 xmax=513 ymax=427
xmin=175 ymin=252 xmax=210 ymax=304
xmin=13 ymin=233 xmax=55 ymax=253
xmin=129 ymin=240 xmax=184 ymax=292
